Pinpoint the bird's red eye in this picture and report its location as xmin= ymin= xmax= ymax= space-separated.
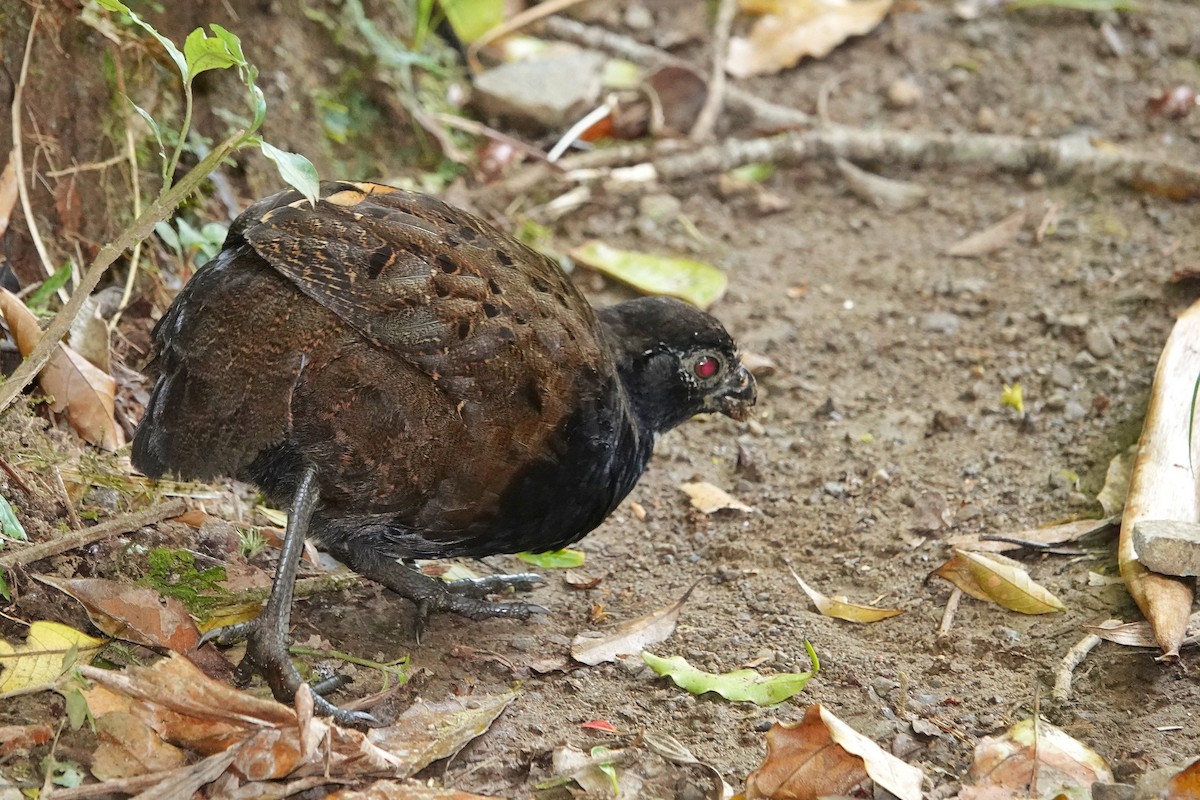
xmin=694 ymin=355 xmax=720 ymax=379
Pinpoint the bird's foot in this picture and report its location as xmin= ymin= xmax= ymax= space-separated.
xmin=199 ymin=619 xmax=384 ymax=729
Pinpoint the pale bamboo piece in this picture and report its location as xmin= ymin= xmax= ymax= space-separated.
xmin=1119 ymin=300 xmax=1200 ymax=658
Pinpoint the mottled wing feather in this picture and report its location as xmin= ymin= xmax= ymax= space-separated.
xmin=236 ymin=183 xmax=611 ymax=526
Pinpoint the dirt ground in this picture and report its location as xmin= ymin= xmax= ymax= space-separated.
xmin=2 ymin=1 xmax=1200 ymax=797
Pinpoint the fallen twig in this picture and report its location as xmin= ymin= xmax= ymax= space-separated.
xmin=538 ymin=16 xmax=1199 ymax=198
xmin=937 ymin=587 xmax=962 ymax=640
xmin=1052 ymin=628 xmax=1110 ymax=701
xmin=10 ymin=10 xmax=62 ymax=302
xmin=0 ymin=499 xmax=186 ymax=570
xmin=557 ymin=127 xmax=1200 ymax=196
xmin=690 ymin=0 xmax=738 ymax=142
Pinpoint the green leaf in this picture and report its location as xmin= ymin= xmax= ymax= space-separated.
xmin=516 ymin=549 xmax=585 ymax=569
xmin=26 ymin=262 xmax=74 ymax=311
xmin=439 ymin=0 xmax=505 ymax=43
xmin=570 ymin=241 xmax=728 ymax=310
xmin=258 ymin=141 xmax=319 ymax=207
xmin=209 ymin=24 xmax=247 ymax=64
xmin=591 ymin=746 xmax=620 ymax=794
xmin=154 ymin=220 xmax=181 ymax=255
xmin=184 ymin=27 xmax=241 ymax=80
xmin=62 ymin=685 xmax=93 ymax=731
xmin=0 ymin=571 xmax=8 ymax=602
xmin=642 ymin=648 xmax=817 ymax=705
xmin=728 ymin=163 xmax=775 ymax=183
xmin=96 ymin=0 xmax=187 ymax=80
xmin=124 ymin=97 xmax=166 ymax=164
xmin=0 ymin=491 xmax=28 ymax=542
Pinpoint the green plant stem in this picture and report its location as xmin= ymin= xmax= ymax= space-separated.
xmin=0 ymin=129 xmax=246 ymax=415
xmin=165 ymin=83 xmax=195 ymax=184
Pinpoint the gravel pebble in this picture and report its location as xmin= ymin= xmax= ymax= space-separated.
xmin=921 ymin=312 xmax=962 ymax=335
xmin=1086 ymin=327 xmax=1116 ymax=359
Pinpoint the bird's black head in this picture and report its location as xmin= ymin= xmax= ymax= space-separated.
xmin=597 ymin=296 xmax=757 ymax=434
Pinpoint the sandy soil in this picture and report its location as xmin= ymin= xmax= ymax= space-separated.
xmin=2 ymin=1 xmax=1199 ymax=797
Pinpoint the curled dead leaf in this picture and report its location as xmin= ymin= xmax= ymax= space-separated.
xmin=680 ymin=481 xmax=755 ymax=514
xmin=791 ymin=571 xmax=903 ymax=623
xmin=0 ymin=288 xmax=123 ymax=450
xmin=745 ymin=703 xmax=923 ymax=800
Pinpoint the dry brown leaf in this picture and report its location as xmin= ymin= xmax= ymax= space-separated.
xmin=791 ymin=572 xmax=903 ymax=623
xmin=946 ymin=209 xmax=1026 ymax=257
xmin=728 ymin=0 xmax=894 ymax=78
xmin=571 ymin=584 xmax=694 ymax=665
xmin=1163 ymin=758 xmax=1200 ymax=799
xmin=744 ymin=703 xmax=922 ymax=800
xmin=37 ymin=575 xmax=200 ymax=654
xmin=0 ymin=288 xmax=123 ymax=450
xmin=680 ymin=481 xmax=755 ymax=514
xmin=946 ymin=516 xmax=1118 ymax=554
xmin=934 ymin=552 xmax=993 ymax=602
xmin=80 ymin=654 xmax=516 ymax=783
xmin=92 ymin=710 xmax=187 ymax=780
xmin=325 ymin=783 xmax=503 ymax=800
xmin=961 ymin=717 xmax=1112 ymax=799
xmin=1097 ymin=444 xmax=1136 ymax=517
xmin=1084 ymin=612 xmax=1200 ymax=649
xmin=956 ymin=549 xmax=1066 ymax=614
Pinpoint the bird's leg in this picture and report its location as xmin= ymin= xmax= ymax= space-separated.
xmin=324 ymin=545 xmax=547 ymax=641
xmin=200 ymin=466 xmax=381 ymax=728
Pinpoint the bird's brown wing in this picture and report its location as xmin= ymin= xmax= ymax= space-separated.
xmin=238 ymin=182 xmax=612 ymax=526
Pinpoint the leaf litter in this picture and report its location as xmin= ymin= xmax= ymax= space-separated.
xmin=571 ymin=583 xmax=695 ymax=665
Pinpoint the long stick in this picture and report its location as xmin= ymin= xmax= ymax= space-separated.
xmin=0 ymin=499 xmax=186 ymax=569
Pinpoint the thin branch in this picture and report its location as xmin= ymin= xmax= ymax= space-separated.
xmin=10 ymin=10 xmax=64 ymax=302
xmin=542 ymin=15 xmax=813 ymax=130
xmin=0 ymin=499 xmax=186 ymax=570
xmin=1052 ymin=629 xmax=1107 ymax=701
xmin=0 ymin=130 xmax=246 ymax=415
xmin=690 ymin=0 xmax=738 ymax=142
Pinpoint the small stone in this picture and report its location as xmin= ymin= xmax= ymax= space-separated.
xmin=754 ymin=719 xmax=775 ymax=732
xmin=1050 ymin=363 xmax=1074 ymax=388
xmin=473 ymin=51 xmax=606 ymax=128
xmin=992 ymin=626 xmax=1021 ymax=646
xmin=921 ymin=312 xmax=962 ymax=335
xmin=623 ymin=2 xmax=653 ymax=30
xmin=638 ymin=193 xmax=681 ymax=222
xmin=1092 ymin=784 xmax=1135 ymax=800
xmin=1132 ymin=520 xmax=1200 ymax=576
xmin=1085 ymin=327 xmax=1116 ymax=359
xmin=976 ymin=106 xmax=998 ymax=132
xmin=509 ymin=635 xmax=537 ymax=652
xmin=1073 ymin=350 xmax=1097 ymax=368
xmin=1044 ymin=393 xmax=1066 ymax=411
xmin=824 ymin=481 xmax=846 ymax=498
xmin=1064 ymin=400 xmax=1087 ymax=421
xmin=886 ymin=77 xmax=922 ymax=108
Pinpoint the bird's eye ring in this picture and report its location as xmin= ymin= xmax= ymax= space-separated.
xmin=693 ymin=355 xmax=720 ymax=379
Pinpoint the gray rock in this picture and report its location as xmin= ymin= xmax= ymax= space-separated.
xmin=473 ymin=51 xmax=606 ymax=128
xmin=1064 ymin=400 xmax=1087 ymax=421
xmin=1132 ymin=520 xmax=1200 ymax=576
xmin=623 ymin=2 xmax=654 ymax=30
xmin=1050 ymin=363 xmax=1074 ymax=388
xmin=1085 ymin=327 xmax=1116 ymax=359
xmin=1092 ymin=783 xmax=1134 ymax=800
xmin=921 ymin=312 xmax=962 ymax=335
